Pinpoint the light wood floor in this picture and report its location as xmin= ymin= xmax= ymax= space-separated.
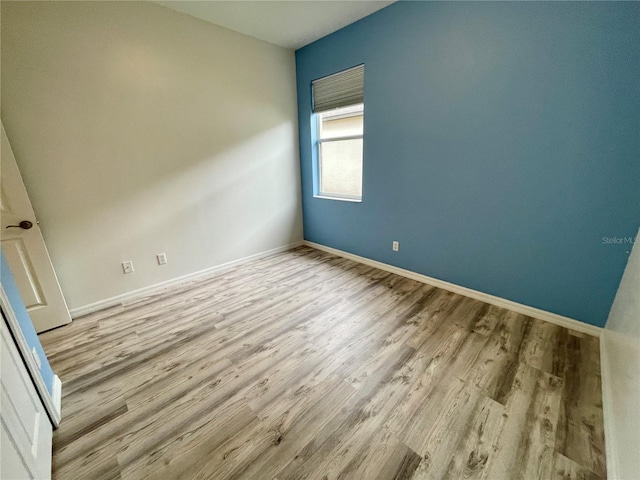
xmin=39 ymin=246 xmax=606 ymax=480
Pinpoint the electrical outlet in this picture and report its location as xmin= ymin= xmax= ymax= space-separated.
xmin=157 ymin=253 xmax=167 ymax=265
xmin=392 ymin=241 xmax=399 ymax=252
xmin=122 ymin=261 xmax=134 ymax=274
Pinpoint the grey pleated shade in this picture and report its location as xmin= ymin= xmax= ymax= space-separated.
xmin=312 ymin=65 xmax=364 ymax=113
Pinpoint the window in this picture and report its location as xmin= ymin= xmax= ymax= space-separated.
xmin=317 ymin=104 xmax=364 ymax=200
xmin=312 ymin=65 xmax=364 ymax=201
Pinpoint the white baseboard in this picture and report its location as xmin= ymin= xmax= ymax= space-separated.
xmin=304 ymin=241 xmax=602 ymax=337
xmin=599 ymin=331 xmax=618 ymax=480
xmin=52 ymin=375 xmax=62 ymax=424
xmin=70 ymin=242 xmax=304 ymax=318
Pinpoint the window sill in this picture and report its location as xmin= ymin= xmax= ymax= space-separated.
xmin=313 ymin=195 xmax=362 ymax=203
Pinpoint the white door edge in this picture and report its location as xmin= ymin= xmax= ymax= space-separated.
xmin=0 ymin=285 xmax=61 ymax=427
xmin=52 ymin=375 xmax=62 ymax=417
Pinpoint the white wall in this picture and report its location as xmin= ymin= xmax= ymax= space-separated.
xmin=1 ymin=2 xmax=303 ymax=312
xmin=602 ymin=228 xmax=640 ymax=480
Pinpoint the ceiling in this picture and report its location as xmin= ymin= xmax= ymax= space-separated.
xmin=156 ymin=1 xmax=395 ymax=50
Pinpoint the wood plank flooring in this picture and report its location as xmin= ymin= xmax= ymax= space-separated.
xmin=39 ymin=246 xmax=606 ymax=480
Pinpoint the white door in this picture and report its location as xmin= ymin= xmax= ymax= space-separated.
xmin=0 ymin=124 xmax=72 ymax=332
xmin=0 ymin=316 xmax=53 ymax=480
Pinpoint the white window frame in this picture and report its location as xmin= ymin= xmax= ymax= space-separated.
xmin=315 ymin=103 xmax=364 ymax=202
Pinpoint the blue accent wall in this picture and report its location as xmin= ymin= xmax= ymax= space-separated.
xmin=296 ymin=1 xmax=640 ymax=327
xmin=1 ymin=250 xmax=55 ymax=395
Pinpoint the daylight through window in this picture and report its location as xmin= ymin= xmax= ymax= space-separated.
xmin=317 ymin=104 xmax=363 ymax=200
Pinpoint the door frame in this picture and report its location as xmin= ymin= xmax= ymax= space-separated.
xmin=0 ymin=285 xmax=61 ymax=427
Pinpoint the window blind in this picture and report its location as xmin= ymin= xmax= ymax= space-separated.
xmin=312 ymin=64 xmax=364 ymax=113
